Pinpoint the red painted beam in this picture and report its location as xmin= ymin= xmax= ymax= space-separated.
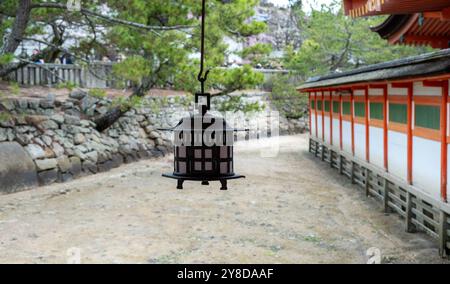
xmin=315 ymin=92 xmax=318 ymax=138
xmin=365 ymin=86 xmax=370 ymax=162
xmin=322 ymin=91 xmax=325 ymax=142
xmin=350 ymin=89 xmax=355 ymax=156
xmin=309 ymin=92 xmax=312 ymax=136
xmin=340 ymin=93 xmax=343 ymax=150
xmin=330 ymin=91 xmax=333 ymax=146
xmin=442 ymin=81 xmax=448 ymax=202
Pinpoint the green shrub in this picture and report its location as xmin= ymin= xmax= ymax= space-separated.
xmin=88 ymin=88 xmax=107 ymax=99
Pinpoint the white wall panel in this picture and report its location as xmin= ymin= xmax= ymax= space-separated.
xmin=324 ymin=116 xmax=331 ymax=144
xmin=369 ymin=126 xmax=384 ymax=169
xmin=354 ymin=123 xmax=366 ymax=161
xmin=388 ymin=131 xmax=407 ymax=181
xmin=317 ymin=114 xmax=323 ymax=140
xmin=413 ymin=82 xmax=441 ymax=96
xmin=413 ymin=137 xmax=440 ymax=200
xmin=311 ymin=112 xmax=316 ymax=138
xmin=342 ymin=121 xmax=352 ymax=154
xmin=332 ymin=118 xmax=340 ymax=147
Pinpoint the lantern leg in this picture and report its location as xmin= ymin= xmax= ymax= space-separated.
xmin=220 ymin=180 xmax=227 ymax=191
xmin=202 ymin=181 xmax=209 ymax=186
xmin=177 ymin=179 xmax=184 ymax=190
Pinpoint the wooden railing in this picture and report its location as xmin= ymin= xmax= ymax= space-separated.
xmin=8 ymin=62 xmax=298 ymax=90
xmin=8 ymin=62 xmax=123 ymax=89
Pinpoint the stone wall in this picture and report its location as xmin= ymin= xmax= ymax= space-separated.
xmin=0 ymin=90 xmax=308 ymax=194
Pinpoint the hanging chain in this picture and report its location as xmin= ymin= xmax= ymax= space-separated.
xmin=197 ymin=0 xmax=209 ymax=94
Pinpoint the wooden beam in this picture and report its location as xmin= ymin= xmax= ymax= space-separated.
xmin=351 ymin=89 xmax=355 ymax=156
xmin=330 ymin=91 xmax=334 ymax=146
xmin=340 ymin=92 xmax=343 ymax=150
xmin=309 ymin=92 xmax=312 ymax=136
xmin=315 ymin=92 xmax=318 ymax=138
xmin=365 ymin=86 xmax=370 ymax=162
xmin=322 ymin=91 xmax=325 ymax=141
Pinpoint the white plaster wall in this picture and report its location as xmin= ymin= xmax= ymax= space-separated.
xmin=354 ymin=123 xmax=366 ymax=161
xmin=447 ymin=145 xmax=450 ymax=202
xmin=332 ymin=118 xmax=340 ymax=147
xmin=317 ymin=114 xmax=323 ymax=141
xmin=342 ymin=121 xmax=352 ymax=154
xmin=369 ymin=126 xmax=384 ymax=169
xmin=413 ymin=136 xmax=441 ymax=201
xmin=324 ymin=116 xmax=331 ymax=144
xmin=413 ymin=81 xmax=441 ymax=96
xmin=388 ymin=131 xmax=407 ymax=181
xmin=311 ymin=112 xmax=316 ymax=138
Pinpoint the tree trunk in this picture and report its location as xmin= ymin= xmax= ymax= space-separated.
xmin=94 ymin=76 xmax=153 ymax=132
xmin=0 ymin=0 xmax=32 ymax=78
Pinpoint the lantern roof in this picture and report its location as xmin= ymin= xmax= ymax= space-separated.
xmin=173 ymin=113 xmax=235 ymax=132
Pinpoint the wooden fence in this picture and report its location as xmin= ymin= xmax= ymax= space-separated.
xmin=309 ymin=136 xmax=450 ymax=259
xmin=9 ymin=62 xmax=125 ymax=89
xmin=8 ymin=63 xmax=297 ymax=90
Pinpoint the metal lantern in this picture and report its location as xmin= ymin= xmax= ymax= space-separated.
xmin=162 ymin=0 xmax=245 ymax=190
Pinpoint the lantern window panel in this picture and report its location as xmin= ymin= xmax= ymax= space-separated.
xmin=195 ymin=162 xmax=202 ymax=171
xmin=205 ymin=149 xmax=212 ymax=159
xmin=220 ymin=147 xmax=228 ymax=158
xmin=178 ymin=147 xmax=187 ymax=158
xmin=205 ymin=162 xmax=213 ymax=171
xmin=220 ymin=162 xmax=228 ymax=174
xmin=179 ymin=162 xmax=187 ymax=174
xmin=311 ymin=100 xmax=315 ymax=109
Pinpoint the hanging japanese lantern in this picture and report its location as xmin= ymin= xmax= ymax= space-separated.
xmin=162 ymin=0 xmax=245 ymax=190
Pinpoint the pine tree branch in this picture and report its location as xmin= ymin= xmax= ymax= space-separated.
xmin=30 ymin=2 xmax=194 ymax=32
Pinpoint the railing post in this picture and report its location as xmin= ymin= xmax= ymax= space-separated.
xmin=406 ymin=192 xmax=416 ymax=233
xmin=383 ymin=178 xmax=391 ymax=213
xmin=365 ymin=168 xmax=370 ymax=197
xmin=351 ymin=161 xmax=355 ymax=184
xmin=439 ymin=210 xmax=449 ymax=258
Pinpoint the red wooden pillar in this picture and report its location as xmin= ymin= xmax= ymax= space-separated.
xmin=339 ymin=92 xmax=343 ymax=150
xmin=322 ymin=91 xmax=325 ymax=141
xmin=309 ymin=92 xmax=312 ymax=135
xmin=350 ymin=89 xmax=355 ymax=156
xmin=383 ymin=85 xmax=388 ymax=171
xmin=365 ymin=86 xmax=370 ymax=162
xmin=315 ymin=92 xmax=318 ymax=138
xmin=330 ymin=90 xmax=333 ymax=146
xmin=441 ymin=81 xmax=448 ymax=202
xmin=406 ymin=84 xmax=413 ymax=185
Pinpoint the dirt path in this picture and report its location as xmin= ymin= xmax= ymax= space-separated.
xmin=0 ymin=135 xmax=447 ymax=264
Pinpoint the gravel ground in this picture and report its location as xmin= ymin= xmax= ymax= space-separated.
xmin=0 ymin=135 xmax=448 ymax=264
